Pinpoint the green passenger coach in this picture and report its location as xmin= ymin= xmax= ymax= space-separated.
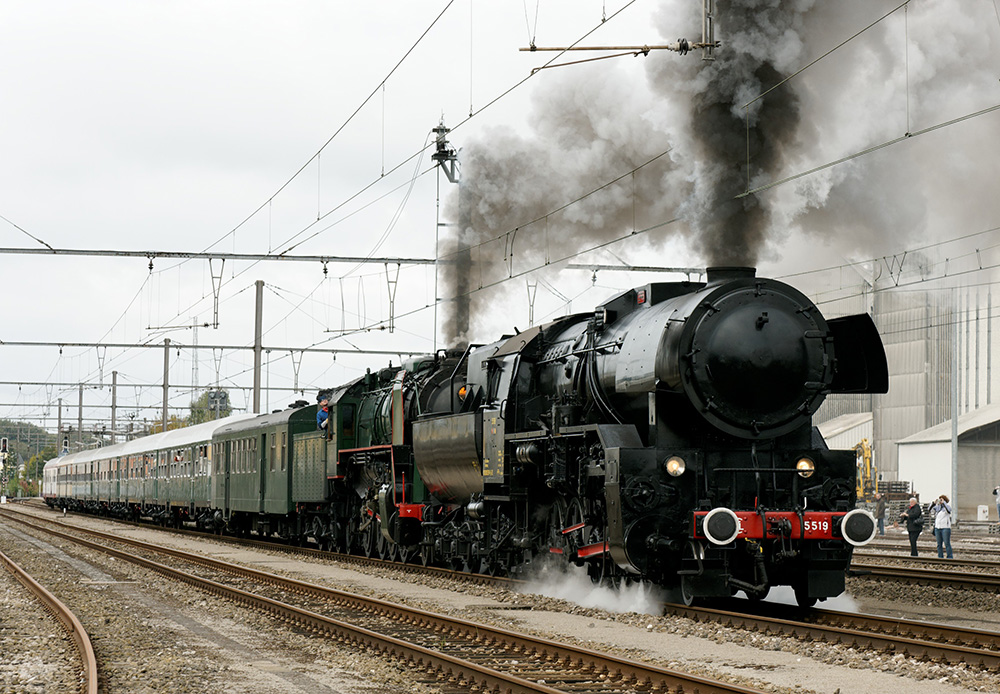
xmin=211 ymin=405 xmax=316 ymax=539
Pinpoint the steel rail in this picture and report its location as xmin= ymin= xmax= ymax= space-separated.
xmin=853 ymin=551 xmax=1000 ymax=571
xmin=851 ymin=562 xmax=1000 ymax=589
xmin=0 ymin=547 xmax=99 ymax=694
xmin=664 ymin=602 xmax=1000 ymax=671
xmin=3 ymin=511 xmax=765 ymax=694
xmin=859 ymin=541 xmax=1000 ymax=558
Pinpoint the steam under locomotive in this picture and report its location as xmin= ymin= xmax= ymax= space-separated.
xmin=45 ymin=266 xmax=887 ymax=607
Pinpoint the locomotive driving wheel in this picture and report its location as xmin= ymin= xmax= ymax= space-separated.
xmin=311 ymin=517 xmax=329 ymax=551
xmin=375 ymin=520 xmax=396 ymax=561
xmin=397 ymin=544 xmax=418 ymax=564
xmin=353 ymin=513 xmax=377 ymax=557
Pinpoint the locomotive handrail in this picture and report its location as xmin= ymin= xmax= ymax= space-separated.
xmin=449 ymin=343 xmax=478 ymax=412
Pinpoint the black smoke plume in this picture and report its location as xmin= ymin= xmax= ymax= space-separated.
xmin=440 ymin=0 xmax=989 ymax=343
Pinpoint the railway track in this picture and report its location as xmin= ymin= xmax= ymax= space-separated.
xmin=665 ymin=600 xmax=1000 ymax=671
xmin=853 ymin=551 xmax=1000 ymax=573
xmin=850 ymin=561 xmax=1000 ymax=590
xmin=13 ymin=503 xmax=1000 ymax=679
xmin=2 ymin=509 xmax=766 ymax=694
xmin=861 ymin=538 xmax=1000 ymax=558
xmin=0 ymin=544 xmax=99 ymax=694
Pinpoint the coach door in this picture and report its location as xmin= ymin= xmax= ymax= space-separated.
xmin=211 ymin=440 xmax=230 ymax=512
xmin=224 ymin=441 xmax=232 ymax=514
xmin=258 ymin=433 xmax=267 ymax=514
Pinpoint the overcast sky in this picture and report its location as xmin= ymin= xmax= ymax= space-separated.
xmin=2 ymin=0 xmax=999 ymax=436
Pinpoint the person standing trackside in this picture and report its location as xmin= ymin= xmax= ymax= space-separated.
xmin=994 ymin=485 xmax=1000 ymax=522
xmin=900 ymin=497 xmax=923 ymax=557
xmin=874 ymin=492 xmax=886 ymax=536
xmin=931 ymin=495 xmax=953 ymax=559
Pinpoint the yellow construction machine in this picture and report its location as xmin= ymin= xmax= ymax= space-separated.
xmin=853 ymin=438 xmax=877 ymax=502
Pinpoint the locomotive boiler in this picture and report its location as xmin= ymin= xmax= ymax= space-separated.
xmin=327 ymin=266 xmax=887 ymax=606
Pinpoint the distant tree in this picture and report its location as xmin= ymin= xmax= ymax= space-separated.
xmin=13 ymin=444 xmax=56 ymax=497
xmin=148 ymin=415 xmax=187 ymax=434
xmin=0 ymin=418 xmax=57 ymax=465
xmin=188 ymin=389 xmax=232 ymax=425
xmin=27 ymin=445 xmax=58 ymax=480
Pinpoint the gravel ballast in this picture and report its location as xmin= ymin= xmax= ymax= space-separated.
xmin=0 ymin=516 xmax=440 ymax=694
xmin=6 ymin=505 xmax=1000 ymax=693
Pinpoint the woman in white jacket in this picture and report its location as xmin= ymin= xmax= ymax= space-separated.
xmin=932 ymin=495 xmax=953 ymax=559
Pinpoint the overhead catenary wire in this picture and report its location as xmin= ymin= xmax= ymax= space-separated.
xmin=138 ymin=3 xmax=647 ymax=360
xmin=435 ymin=146 xmax=672 ymax=267
xmin=738 ymin=103 xmax=1000 ymax=198
xmin=737 ymin=0 xmax=1000 ymax=198
xmin=11 ymin=2 xmax=647 ymax=398
xmin=0 ymin=214 xmax=54 ymax=250
xmin=272 ymin=0 xmax=641 ymax=258
xmin=206 ymin=0 xmax=459 ymax=256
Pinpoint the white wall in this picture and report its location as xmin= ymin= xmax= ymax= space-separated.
xmin=897 ymin=441 xmax=951 ymax=502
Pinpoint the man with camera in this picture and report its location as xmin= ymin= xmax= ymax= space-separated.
xmin=931 ymin=495 xmax=953 ymax=559
xmin=899 ymin=497 xmax=923 ymax=557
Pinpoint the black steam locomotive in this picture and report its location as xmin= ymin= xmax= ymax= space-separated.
xmin=320 ymin=266 xmax=886 ymax=606
xmin=45 ymin=266 xmax=886 ymax=607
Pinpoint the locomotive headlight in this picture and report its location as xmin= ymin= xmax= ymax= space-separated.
xmin=796 ymin=457 xmax=816 ymax=478
xmin=664 ymin=456 xmax=686 ymax=477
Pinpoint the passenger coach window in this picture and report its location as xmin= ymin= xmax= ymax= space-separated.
xmin=280 ymin=431 xmax=287 ymax=471
xmin=269 ymin=434 xmax=276 ymax=472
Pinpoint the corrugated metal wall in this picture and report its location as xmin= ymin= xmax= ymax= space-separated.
xmin=871 ymin=288 xmax=953 ymax=480
xmin=956 ymin=444 xmax=1000 ymax=521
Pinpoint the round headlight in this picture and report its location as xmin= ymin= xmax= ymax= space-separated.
xmin=665 ymin=456 xmax=686 ymax=477
xmin=796 ymin=457 xmax=815 ymax=478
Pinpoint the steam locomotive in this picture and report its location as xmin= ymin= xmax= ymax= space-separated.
xmin=45 ymin=266 xmax=886 ymax=607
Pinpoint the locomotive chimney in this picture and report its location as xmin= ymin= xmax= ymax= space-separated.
xmin=706 ymin=266 xmax=756 ymax=283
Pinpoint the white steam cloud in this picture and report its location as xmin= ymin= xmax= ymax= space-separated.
xmin=520 ymin=559 xmax=666 ymax=615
